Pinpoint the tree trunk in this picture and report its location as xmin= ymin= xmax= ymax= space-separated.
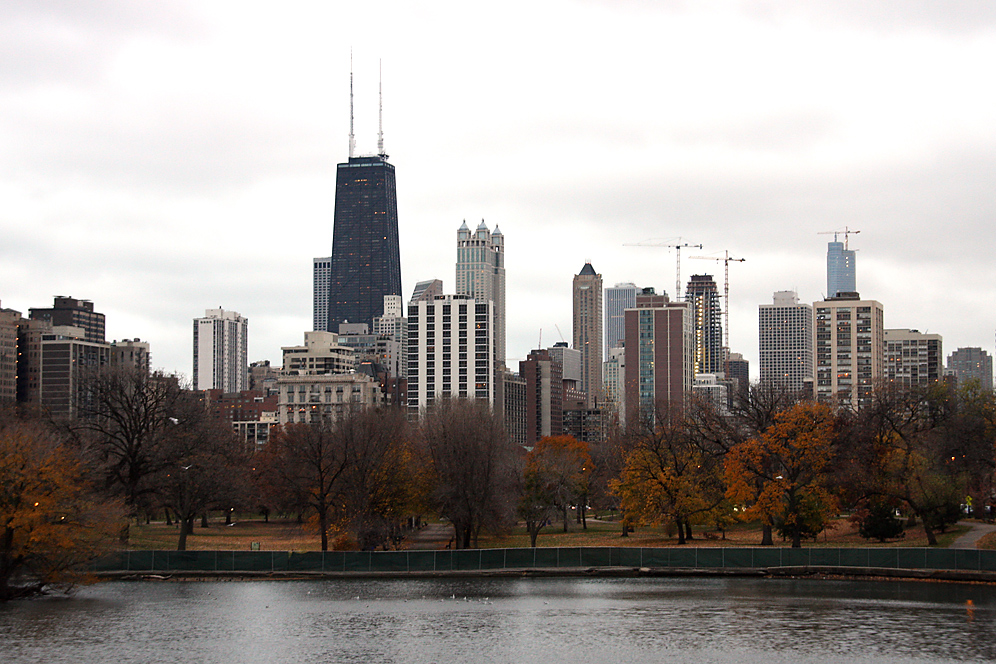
xmin=200 ymin=513 xmax=208 ymax=528
xmin=562 ymin=506 xmax=569 ymax=532
xmin=164 ymin=509 xmax=172 ymax=526
xmin=923 ymin=523 xmax=938 ymax=546
xmin=177 ymin=516 xmax=193 ymax=550
xmin=225 ymin=509 xmax=232 ymax=525
xmin=761 ymin=523 xmax=773 ymax=546
xmin=792 ymin=526 xmax=802 ymax=548
xmin=684 ymin=520 xmax=693 ymax=541
xmin=319 ymin=511 xmax=329 ymax=552
xmin=676 ymin=520 xmax=686 ymax=545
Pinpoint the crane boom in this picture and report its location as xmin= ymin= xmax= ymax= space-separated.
xmin=690 ymin=250 xmax=745 ymax=356
xmin=624 ymin=238 xmax=703 ymax=299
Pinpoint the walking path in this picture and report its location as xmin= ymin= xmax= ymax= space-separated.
xmin=404 ymin=523 xmax=452 ymax=550
xmin=949 ymin=521 xmax=996 ymax=549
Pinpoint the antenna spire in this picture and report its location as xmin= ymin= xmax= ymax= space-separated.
xmin=377 ymin=59 xmax=385 ymax=157
xmin=348 ymin=50 xmax=356 ymax=159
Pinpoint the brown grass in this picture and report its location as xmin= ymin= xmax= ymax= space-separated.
xmin=123 ymin=514 xmax=972 ymax=551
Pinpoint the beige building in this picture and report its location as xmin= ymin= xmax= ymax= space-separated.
xmin=276 ymin=373 xmax=382 ymax=425
xmin=814 ymin=293 xmax=884 ymax=409
xmin=0 ymin=302 xmax=21 ymax=402
xmin=281 ymin=331 xmax=355 ymax=376
xmin=885 ymin=329 xmax=942 ymax=387
xmin=573 ymin=263 xmax=603 ymax=407
xmin=110 ymin=338 xmax=151 ymax=374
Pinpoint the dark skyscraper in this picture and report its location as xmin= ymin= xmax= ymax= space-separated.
xmin=315 ymin=63 xmax=402 ymax=332
xmin=324 ymin=154 xmax=401 ymax=330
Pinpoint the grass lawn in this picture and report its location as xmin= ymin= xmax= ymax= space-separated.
xmin=123 ymin=513 xmax=972 ymax=551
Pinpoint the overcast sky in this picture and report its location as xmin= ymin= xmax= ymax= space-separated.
xmin=3 ymin=1 xmax=996 ymax=381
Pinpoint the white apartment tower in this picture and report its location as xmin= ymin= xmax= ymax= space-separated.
xmin=193 ymin=308 xmax=248 ymax=392
xmin=407 ymin=294 xmax=495 ymax=412
xmin=456 ymin=221 xmax=505 ymax=368
xmin=759 ymin=291 xmax=813 ymax=395
xmin=814 ymin=293 xmax=883 ymax=409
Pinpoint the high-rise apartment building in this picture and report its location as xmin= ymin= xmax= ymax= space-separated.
xmin=605 ymin=282 xmax=638 ymax=355
xmin=519 ymin=348 xmax=563 ymax=444
xmin=281 ymin=331 xmax=355 ymax=376
xmin=885 ymin=329 xmax=942 ymax=387
xmin=827 ymin=241 xmax=856 ymax=298
xmin=759 ymin=291 xmax=813 ymax=395
xmin=406 ymin=295 xmax=495 ymax=412
xmin=573 ymin=263 xmax=603 ymax=407
xmin=193 ymin=308 xmax=248 ymax=392
xmin=409 ymin=279 xmax=443 ymax=305
xmin=814 ymin=293 xmax=883 ymax=409
xmin=724 ymin=352 xmax=750 ymax=396
xmin=109 ymin=338 xmax=151 ymax=374
xmin=685 ymin=275 xmax=724 ymax=375
xmin=947 ymin=347 xmax=993 ymax=390
xmin=624 ymin=288 xmax=693 ymax=417
xmin=0 ymin=302 xmax=21 ymax=402
xmin=29 ymin=296 xmax=105 ymax=343
xmin=312 ymin=257 xmax=331 ymax=332
xmin=603 ymin=345 xmax=626 ymax=422
xmin=456 ymin=220 xmax=505 ymax=368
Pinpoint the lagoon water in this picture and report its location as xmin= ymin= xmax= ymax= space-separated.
xmin=2 ymin=577 xmax=995 ymax=663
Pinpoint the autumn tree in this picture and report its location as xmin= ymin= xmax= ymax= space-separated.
xmin=337 ymin=408 xmax=427 ymax=550
xmin=256 ymin=422 xmax=348 ymax=551
xmin=420 ymin=399 xmax=520 ymax=549
xmin=518 ymin=436 xmax=593 ymax=543
xmin=0 ymin=411 xmax=122 ymax=599
xmin=725 ymin=401 xmax=838 ymax=548
xmin=612 ymin=402 xmax=724 ymax=544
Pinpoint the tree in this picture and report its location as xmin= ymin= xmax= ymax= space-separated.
xmin=725 ymin=401 xmax=838 ymax=548
xmin=153 ymin=404 xmax=250 ymax=551
xmin=69 ymin=368 xmax=188 ymax=512
xmin=527 ymin=436 xmax=593 ymax=532
xmin=0 ymin=411 xmax=121 ymax=599
xmin=256 ymin=422 xmax=348 ymax=551
xmin=420 ymin=399 xmax=520 ymax=549
xmin=612 ymin=402 xmax=724 ymax=544
xmin=847 ymin=382 xmax=966 ymax=546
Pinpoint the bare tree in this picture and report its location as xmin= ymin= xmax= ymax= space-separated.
xmin=420 ymin=399 xmax=520 ymax=549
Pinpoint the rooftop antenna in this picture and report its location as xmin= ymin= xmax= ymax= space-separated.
xmin=348 ymin=50 xmax=356 ymax=159
xmin=377 ymin=59 xmax=386 ymax=157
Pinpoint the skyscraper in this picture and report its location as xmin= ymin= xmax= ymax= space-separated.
xmin=685 ymin=274 xmax=723 ymax=375
xmin=573 ymin=263 xmax=603 ymax=407
xmin=604 ymin=282 xmax=638 ymax=355
xmin=759 ymin=290 xmax=813 ymax=394
xmin=314 ymin=68 xmax=401 ymax=332
xmin=456 ymin=220 xmax=505 ymax=367
xmin=193 ymin=308 xmax=248 ymax=392
xmin=624 ymin=288 xmax=693 ymax=417
xmin=814 ymin=293 xmax=883 ymax=409
xmin=827 ymin=241 xmax=856 ymax=298
xmin=29 ymin=296 xmax=105 ymax=343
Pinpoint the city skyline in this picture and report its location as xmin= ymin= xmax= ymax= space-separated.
xmin=3 ymin=2 xmax=996 ymax=380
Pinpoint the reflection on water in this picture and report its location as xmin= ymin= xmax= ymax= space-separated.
xmin=1 ymin=577 xmax=995 ymax=663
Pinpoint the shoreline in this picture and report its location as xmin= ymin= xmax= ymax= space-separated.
xmin=95 ymin=565 xmax=996 ymax=585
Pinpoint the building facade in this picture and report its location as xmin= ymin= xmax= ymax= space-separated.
xmin=573 ymin=263 xmax=603 ymax=407
xmin=317 ymin=154 xmax=402 ymax=332
xmin=758 ymin=290 xmax=813 ymax=395
xmin=456 ymin=220 xmax=505 ymax=368
xmin=605 ymin=282 xmax=638 ymax=356
xmin=276 ymin=372 xmax=382 ymax=425
xmin=519 ymin=348 xmax=563 ymax=444
xmin=624 ymin=289 xmax=693 ymax=417
xmin=109 ymin=338 xmax=151 ymax=374
xmin=827 ymin=241 xmax=856 ymax=298
xmin=28 ymin=296 xmax=105 ymax=344
xmin=193 ymin=308 xmax=248 ymax=392
xmin=685 ymin=274 xmax=724 ymax=375
xmin=814 ymin=293 xmax=884 ymax=409
xmin=947 ymin=347 xmax=994 ymax=390
xmin=0 ymin=302 xmax=20 ymax=402
xmin=884 ymin=329 xmax=942 ymax=387
xmin=281 ymin=331 xmax=355 ymax=376
xmin=406 ymin=295 xmax=495 ymax=413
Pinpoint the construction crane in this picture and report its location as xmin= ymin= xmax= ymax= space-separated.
xmin=817 ymin=226 xmax=861 ymax=249
xmin=690 ymin=250 xmax=745 ymax=356
xmin=623 ymin=238 xmax=703 ymax=299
